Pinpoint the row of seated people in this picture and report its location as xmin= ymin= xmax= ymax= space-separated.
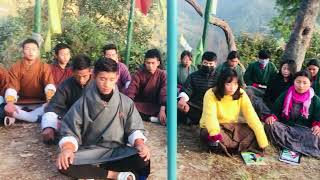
xmin=0 ymin=38 xmax=169 ymax=179
xmin=177 ymin=49 xmax=320 ymax=158
xmin=0 ymin=38 xmax=319 ymax=178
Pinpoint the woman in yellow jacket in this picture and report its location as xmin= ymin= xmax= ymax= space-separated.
xmin=200 ymin=68 xmax=268 ymax=155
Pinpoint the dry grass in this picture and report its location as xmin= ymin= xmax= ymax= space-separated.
xmin=0 ymin=122 xmax=319 ymax=180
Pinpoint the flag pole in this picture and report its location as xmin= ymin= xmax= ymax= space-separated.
xmin=32 ymin=0 xmax=43 ymax=47
xmin=125 ymin=0 xmax=135 ymax=66
xmin=167 ymin=0 xmax=177 ymax=179
xmin=33 ymin=0 xmax=41 ymax=33
xmin=202 ymin=0 xmax=212 ymax=49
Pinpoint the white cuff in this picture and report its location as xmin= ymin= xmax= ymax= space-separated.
xmin=125 ymin=81 xmax=131 ymax=89
xmin=0 ymin=96 xmax=4 ymax=105
xmin=41 ymin=112 xmax=59 ymax=130
xmin=45 ymin=84 xmax=56 ymax=93
xmin=5 ymin=88 xmax=18 ymax=102
xmin=128 ymin=130 xmax=147 ymax=146
xmin=178 ymin=92 xmax=189 ymax=102
xmin=59 ymin=136 xmax=79 ymax=152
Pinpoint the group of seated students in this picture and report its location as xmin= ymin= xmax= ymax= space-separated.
xmin=178 ymin=49 xmax=320 ymax=158
xmin=0 ymin=37 xmax=319 ymax=178
xmin=0 ymin=38 xmax=170 ymax=179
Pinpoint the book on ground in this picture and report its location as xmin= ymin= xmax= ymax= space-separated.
xmin=278 ymin=149 xmax=301 ymax=165
xmin=241 ymin=152 xmax=266 ymax=165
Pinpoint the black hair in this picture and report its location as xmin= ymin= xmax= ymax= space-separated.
xmin=94 ymin=57 xmax=118 ymax=74
xmin=279 ymin=59 xmax=297 ymax=79
xmin=294 ymin=70 xmax=312 ymax=82
xmin=71 ymin=54 xmax=91 ymax=71
xmin=102 ymin=44 xmax=117 ymax=54
xmin=258 ymin=49 xmax=271 ymax=59
xmin=144 ymin=48 xmax=165 ymax=69
xmin=213 ymin=68 xmax=242 ymax=101
xmin=54 ymin=43 xmax=71 ymax=55
xmin=202 ymin=51 xmax=217 ymax=62
xmin=306 ymin=58 xmax=320 ymax=68
xmin=227 ymin=51 xmax=240 ymax=61
xmin=22 ymin=38 xmax=39 ymax=48
xmin=180 ymin=50 xmax=192 ymax=60
xmin=145 ymin=48 xmax=161 ymax=61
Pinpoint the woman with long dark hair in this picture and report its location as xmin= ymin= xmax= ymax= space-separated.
xmin=306 ymin=59 xmax=320 ymax=96
xmin=264 ymin=59 xmax=297 ymax=107
xmin=200 ymin=68 xmax=268 ymax=155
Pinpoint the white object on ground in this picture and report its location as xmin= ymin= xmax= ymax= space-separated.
xmin=150 ymin=116 xmax=160 ymax=123
xmin=117 ymin=172 xmax=135 ymax=180
xmin=4 ymin=116 xmax=15 ymax=126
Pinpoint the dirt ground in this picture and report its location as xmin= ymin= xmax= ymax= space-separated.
xmin=0 ymin=122 xmax=319 ymax=180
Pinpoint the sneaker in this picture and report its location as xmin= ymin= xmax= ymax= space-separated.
xmin=117 ymin=172 xmax=135 ymax=180
xmin=149 ymin=116 xmax=160 ymax=124
xmin=4 ymin=116 xmax=15 ymax=126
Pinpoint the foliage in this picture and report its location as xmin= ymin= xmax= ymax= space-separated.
xmin=269 ymin=0 xmax=300 ymax=40
xmin=236 ymin=33 xmax=283 ymax=68
xmin=60 ymin=0 xmax=157 ymax=71
xmin=0 ymin=0 xmax=162 ymax=72
xmin=0 ymin=7 xmax=44 ymax=67
xmin=268 ymin=0 xmax=320 ymax=67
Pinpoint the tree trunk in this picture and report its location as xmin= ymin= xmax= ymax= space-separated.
xmin=185 ymin=0 xmax=237 ymax=51
xmin=282 ymin=0 xmax=320 ymax=70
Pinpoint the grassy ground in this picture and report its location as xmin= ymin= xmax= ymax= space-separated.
xmin=0 ymin=122 xmax=319 ymax=180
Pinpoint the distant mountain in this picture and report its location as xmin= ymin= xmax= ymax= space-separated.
xmin=178 ymin=0 xmax=277 ymax=62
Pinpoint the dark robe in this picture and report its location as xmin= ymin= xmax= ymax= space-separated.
xmin=312 ymin=71 xmax=320 ymax=96
xmin=126 ymin=67 xmax=166 ymax=116
xmin=264 ymin=73 xmax=293 ymax=107
xmin=44 ymin=77 xmax=91 ymax=117
xmin=271 ymin=91 xmax=320 ymax=128
xmin=182 ymin=68 xmax=216 ymax=109
xmin=50 ymin=63 xmax=72 ymax=86
xmin=60 ymin=83 xmax=145 ymax=165
xmin=244 ymin=61 xmax=277 ymax=86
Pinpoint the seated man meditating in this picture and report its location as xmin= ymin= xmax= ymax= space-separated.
xmin=126 ymin=49 xmax=167 ymax=125
xmin=57 ymin=58 xmax=150 ymax=180
xmin=3 ymin=38 xmax=56 ymax=126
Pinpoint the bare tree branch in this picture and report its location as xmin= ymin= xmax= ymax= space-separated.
xmin=185 ymin=0 xmax=237 ymax=51
xmin=185 ymin=0 xmax=203 ymax=17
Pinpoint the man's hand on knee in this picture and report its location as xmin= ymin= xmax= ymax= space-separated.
xmin=178 ymin=99 xmax=189 ymax=113
xmin=56 ymin=148 xmax=74 ymax=170
xmin=56 ymin=142 xmax=76 ymax=170
xmin=136 ymin=144 xmax=151 ymax=161
xmin=158 ymin=106 xmax=167 ymax=126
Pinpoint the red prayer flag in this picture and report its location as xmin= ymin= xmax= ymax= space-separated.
xmin=135 ymin=0 xmax=152 ymax=15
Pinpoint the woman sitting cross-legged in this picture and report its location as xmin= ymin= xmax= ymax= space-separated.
xmin=264 ymin=70 xmax=320 ymax=158
xmin=199 ymin=68 xmax=269 ymax=156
